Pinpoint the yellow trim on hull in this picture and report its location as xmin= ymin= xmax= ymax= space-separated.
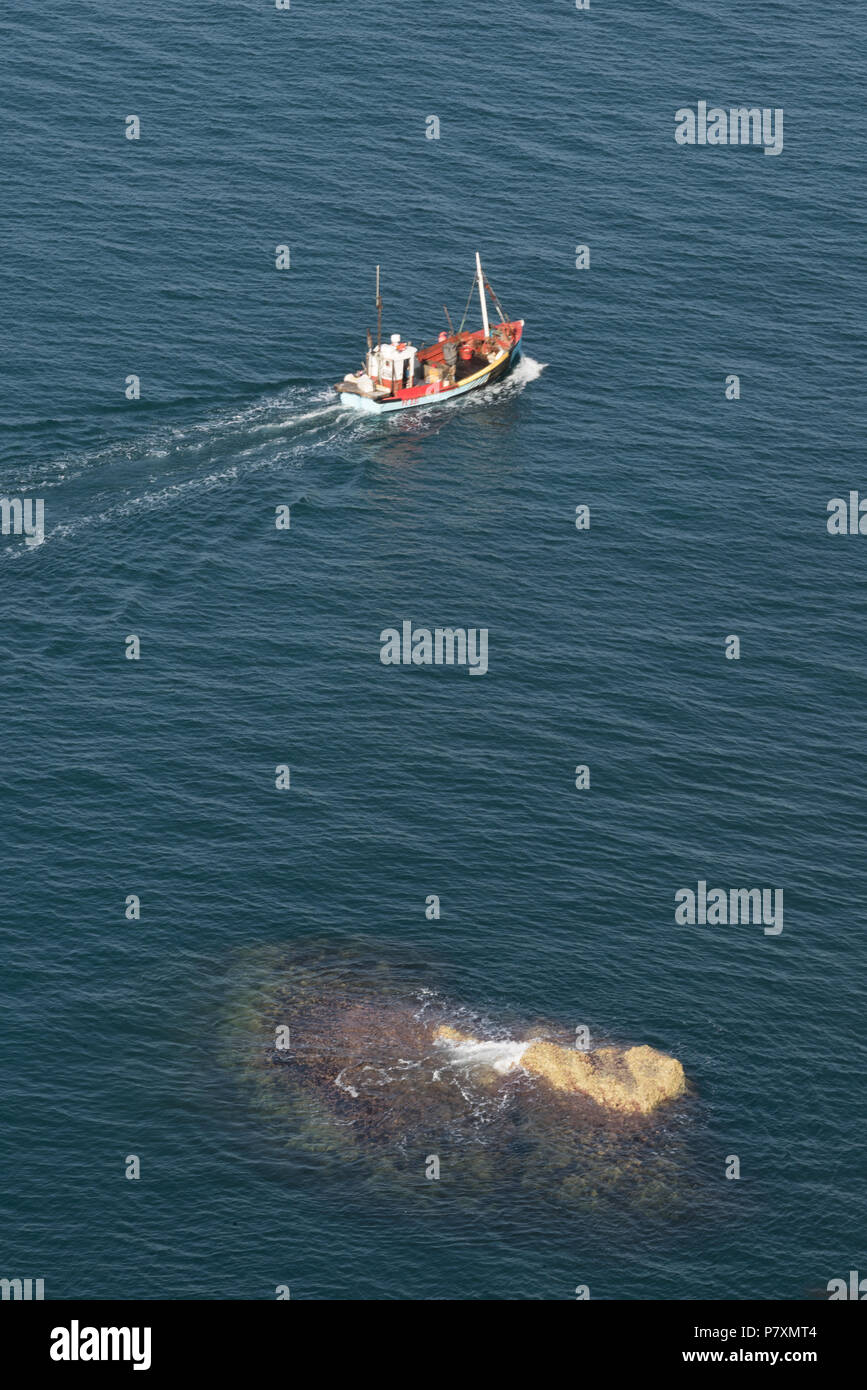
xmin=445 ymin=349 xmax=508 ymax=390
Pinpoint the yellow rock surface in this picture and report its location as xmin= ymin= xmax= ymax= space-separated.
xmin=436 ymin=1025 xmax=475 ymax=1045
xmin=434 ymin=1026 xmax=685 ymax=1115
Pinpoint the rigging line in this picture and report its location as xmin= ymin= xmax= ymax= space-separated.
xmin=484 ymin=279 xmax=508 ymax=323
xmin=457 ymin=273 xmax=477 ymax=334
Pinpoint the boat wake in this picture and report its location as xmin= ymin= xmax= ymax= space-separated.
xmin=4 ymin=356 xmax=544 ymax=556
xmin=3 ymin=385 xmax=352 ymax=555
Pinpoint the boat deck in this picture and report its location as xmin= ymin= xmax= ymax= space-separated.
xmin=336 ymin=320 xmax=523 ymax=404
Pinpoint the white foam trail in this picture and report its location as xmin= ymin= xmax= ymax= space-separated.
xmin=333 ymin=1068 xmax=359 ymax=1098
xmin=249 ymin=404 xmax=340 ymax=436
xmin=435 ymin=1034 xmax=530 ymax=1076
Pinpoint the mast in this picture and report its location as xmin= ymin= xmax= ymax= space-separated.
xmin=375 ymin=265 xmax=383 ymax=385
xmin=475 ymin=250 xmax=490 ymax=338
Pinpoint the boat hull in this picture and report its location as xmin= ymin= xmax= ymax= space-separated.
xmin=338 ymin=323 xmax=524 ymax=414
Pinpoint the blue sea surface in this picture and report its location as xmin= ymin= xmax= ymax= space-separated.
xmin=1 ymin=0 xmax=866 ymax=1299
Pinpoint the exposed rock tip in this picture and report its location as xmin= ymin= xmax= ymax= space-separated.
xmin=433 ymin=1025 xmax=685 ymax=1115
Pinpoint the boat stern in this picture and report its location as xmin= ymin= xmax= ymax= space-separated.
xmin=336 ymin=388 xmax=386 ymax=413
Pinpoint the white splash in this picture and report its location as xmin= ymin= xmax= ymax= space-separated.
xmin=511 ymin=354 xmax=548 ymax=384
xmin=434 ymin=1034 xmax=531 ymax=1076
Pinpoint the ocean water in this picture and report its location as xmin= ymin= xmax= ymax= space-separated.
xmin=2 ymin=0 xmax=866 ymax=1300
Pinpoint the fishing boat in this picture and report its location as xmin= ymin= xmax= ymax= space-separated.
xmin=334 ymin=252 xmax=524 ymax=414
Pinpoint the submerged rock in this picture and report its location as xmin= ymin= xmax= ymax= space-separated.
xmin=228 ymin=943 xmax=695 ymax=1209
